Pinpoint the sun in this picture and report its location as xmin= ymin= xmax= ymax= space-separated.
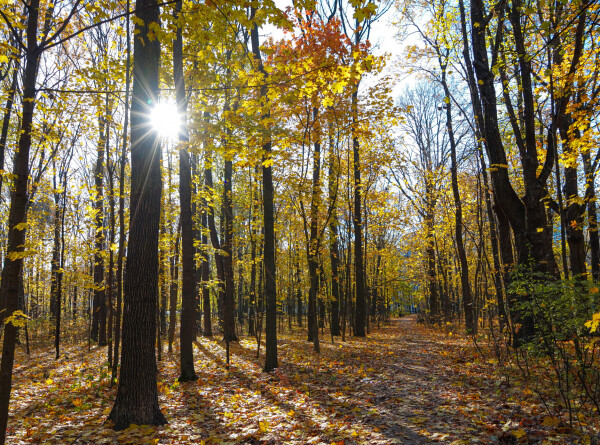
xmin=150 ymin=101 xmax=181 ymax=140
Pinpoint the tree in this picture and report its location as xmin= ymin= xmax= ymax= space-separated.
xmin=108 ymin=0 xmax=167 ymax=429
xmin=173 ymin=0 xmax=197 ymax=383
xmin=250 ymin=5 xmax=278 ymax=372
xmin=0 ymin=0 xmax=81 ymax=441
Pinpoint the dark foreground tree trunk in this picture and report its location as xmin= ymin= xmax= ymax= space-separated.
xmin=108 ymin=0 xmax=166 ymax=430
xmin=173 ymin=0 xmax=197 ymax=382
xmin=0 ymin=3 xmax=42 ymax=442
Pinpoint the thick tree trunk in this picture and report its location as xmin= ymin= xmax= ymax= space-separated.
xmin=108 ymin=0 xmax=166 ymax=429
xmin=469 ymin=0 xmax=560 ymax=344
xmin=0 ymin=3 xmax=41 ymax=441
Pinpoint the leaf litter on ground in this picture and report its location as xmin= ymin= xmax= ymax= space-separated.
xmin=6 ymin=316 xmax=599 ymax=444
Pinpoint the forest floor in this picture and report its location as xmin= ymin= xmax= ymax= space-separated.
xmin=6 ymin=315 xmax=599 ymax=444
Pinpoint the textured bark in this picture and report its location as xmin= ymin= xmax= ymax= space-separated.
xmin=583 ymin=150 xmax=600 ymax=280
xmin=112 ymin=2 xmax=131 ymax=382
xmin=468 ymin=0 xmax=560 ymax=343
xmin=108 ymin=0 xmax=166 ymax=429
xmin=328 ymin=138 xmax=341 ymax=336
xmin=458 ymin=0 xmax=507 ymax=327
xmin=0 ymin=50 xmax=19 ymax=204
xmin=92 ymin=95 xmax=107 ymax=346
xmin=0 ymin=2 xmax=41 ymax=441
xmin=296 ymin=261 xmax=302 ymax=327
xmin=306 ymin=107 xmax=321 ymax=352
xmin=352 ymin=87 xmax=366 ymax=337
xmin=251 ymin=9 xmax=278 ymax=371
xmin=439 ymin=62 xmax=475 ymax=334
xmin=173 ymin=0 xmax=197 ymax=381
xmin=204 ymin=151 xmax=226 ymax=331
xmin=168 ymin=227 xmax=180 ymax=353
xmin=222 ymin=157 xmax=237 ymax=342
xmin=201 ymin=208 xmax=212 ymax=337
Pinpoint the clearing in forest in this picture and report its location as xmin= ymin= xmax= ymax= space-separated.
xmin=7 ymin=316 xmax=595 ymax=444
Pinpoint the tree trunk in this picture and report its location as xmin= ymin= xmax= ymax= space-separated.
xmin=112 ymin=0 xmax=131 ymax=382
xmin=0 ymin=3 xmax=41 ymax=441
xmin=351 ymin=86 xmax=366 ymax=337
xmin=108 ymin=0 xmax=166 ymax=429
xmin=173 ymin=0 xmax=197 ymax=381
xmin=168 ymin=225 xmax=180 ymax=353
xmin=583 ymin=150 xmax=600 ymax=280
xmin=251 ymin=8 xmax=278 ymax=371
xmin=201 ymin=208 xmax=212 ymax=337
xmin=92 ymin=93 xmax=108 ymax=346
xmin=439 ymin=61 xmax=475 ymax=334
xmin=306 ymin=107 xmax=321 ymax=352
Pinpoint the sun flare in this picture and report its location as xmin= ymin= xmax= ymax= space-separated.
xmin=150 ymin=101 xmax=181 ymax=140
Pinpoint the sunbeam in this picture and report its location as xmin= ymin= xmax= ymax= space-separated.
xmin=150 ymin=100 xmax=181 ymax=140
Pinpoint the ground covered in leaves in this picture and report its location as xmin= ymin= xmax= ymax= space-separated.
xmin=7 ymin=316 xmax=600 ymax=444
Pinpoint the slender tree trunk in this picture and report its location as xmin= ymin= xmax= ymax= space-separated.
xmin=440 ymin=62 xmax=475 ymax=334
xmin=583 ymin=150 xmax=600 ymax=280
xmin=92 ymin=93 xmax=108 ymax=346
xmin=201 ymin=208 xmax=212 ymax=337
xmin=173 ymin=0 xmax=197 ymax=381
xmin=204 ymin=147 xmax=226 ymax=333
xmin=248 ymin=174 xmax=258 ymax=337
xmin=222 ymin=149 xmax=237 ymax=342
xmin=105 ymin=107 xmax=115 ymax=366
xmin=112 ymin=0 xmax=131 ymax=383
xmin=296 ymin=259 xmax=302 ymax=327
xmin=0 ymin=49 xmax=19 ymax=204
xmin=168 ymin=224 xmax=180 ymax=353
xmin=306 ymin=107 xmax=321 ymax=352
xmin=251 ymin=8 xmax=278 ymax=372
xmin=352 ymin=85 xmax=366 ymax=337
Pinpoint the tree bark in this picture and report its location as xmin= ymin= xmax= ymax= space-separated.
xmin=108 ymin=0 xmax=166 ymax=429
xmin=173 ymin=0 xmax=197 ymax=381
xmin=351 ymin=86 xmax=366 ymax=337
xmin=251 ymin=8 xmax=278 ymax=371
xmin=0 ymin=2 xmax=41 ymax=441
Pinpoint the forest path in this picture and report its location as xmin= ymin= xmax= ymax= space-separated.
xmin=7 ymin=316 xmax=587 ymax=444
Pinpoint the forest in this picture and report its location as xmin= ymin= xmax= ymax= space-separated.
xmin=1 ymin=0 xmax=600 ymax=443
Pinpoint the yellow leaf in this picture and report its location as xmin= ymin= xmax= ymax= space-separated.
xmin=259 ymin=420 xmax=269 ymax=433
xmin=542 ymin=416 xmax=560 ymax=427
xmin=512 ymin=428 xmax=526 ymax=439
xmin=45 ymin=379 xmax=53 ymax=385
